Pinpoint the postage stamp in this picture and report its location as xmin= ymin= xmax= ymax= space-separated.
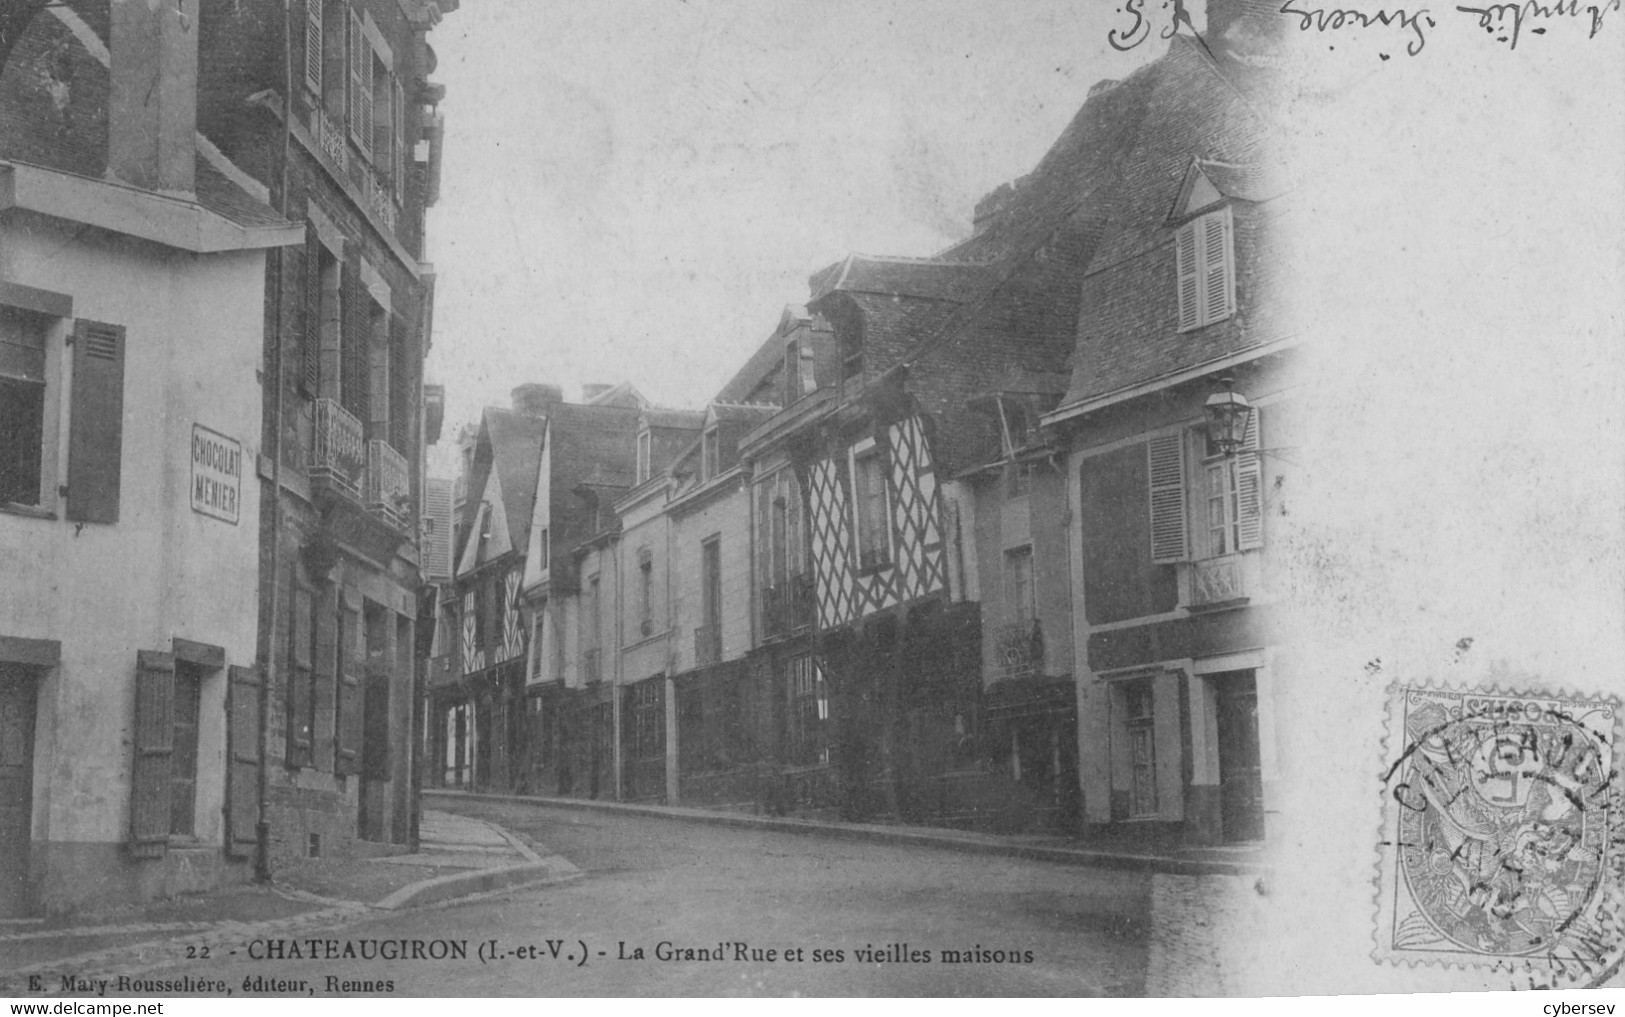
xmin=1374 ymin=684 xmax=1625 ymax=988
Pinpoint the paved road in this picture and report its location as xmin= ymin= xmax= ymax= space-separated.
xmin=136 ymin=799 xmax=1153 ymax=996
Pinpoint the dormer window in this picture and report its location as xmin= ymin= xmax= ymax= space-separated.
xmin=702 ymin=426 xmax=720 ymax=481
xmin=636 ymin=428 xmax=651 ymax=484
xmin=1176 ymin=206 xmax=1235 ymax=332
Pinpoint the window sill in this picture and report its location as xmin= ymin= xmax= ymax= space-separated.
xmin=1185 ymin=596 xmax=1250 ymax=614
xmin=0 ymin=502 xmax=55 ymax=520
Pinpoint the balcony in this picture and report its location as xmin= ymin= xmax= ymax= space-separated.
xmin=1189 ymin=554 xmax=1249 ymax=608
xmin=993 ymin=619 xmax=1043 ymax=681
xmin=367 ymin=439 xmax=410 ymax=529
xmin=313 ymin=107 xmax=349 ymax=173
xmin=582 ymin=648 xmax=600 ymax=684
xmin=360 ymin=162 xmax=398 ymax=233
xmin=761 ymin=573 xmax=813 ymax=639
xmin=694 ymin=624 xmax=721 ymax=667
xmin=309 ymin=398 xmax=366 ymax=500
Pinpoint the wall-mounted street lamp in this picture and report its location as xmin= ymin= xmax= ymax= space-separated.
xmin=1203 ymin=375 xmax=1254 ymax=456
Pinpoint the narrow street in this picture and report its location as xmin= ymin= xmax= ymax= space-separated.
xmin=133 ymin=800 xmax=1151 ymax=996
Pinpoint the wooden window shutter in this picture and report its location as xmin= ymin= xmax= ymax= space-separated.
xmin=1235 ymin=409 xmax=1264 ymax=551
xmin=302 ymin=235 xmax=322 ymax=395
xmin=340 ymin=260 xmax=369 ymax=423
xmin=286 ymin=584 xmax=314 ymax=767
xmin=313 ymin=585 xmax=338 ymax=772
xmin=348 ymin=11 xmax=373 ymax=158
xmin=1201 ymin=207 xmax=1235 ymax=325
xmin=225 ymin=665 xmax=262 ymax=858
xmin=67 ymin=320 xmax=126 ymax=524
xmin=129 ymin=650 xmax=175 ymax=859
xmin=1175 ymin=221 xmax=1200 ymax=332
xmin=335 ymin=602 xmax=362 ymax=775
xmin=389 ymin=314 xmax=411 ymax=453
xmin=393 ymin=77 xmax=406 ymax=201
xmin=304 ymin=0 xmax=323 ymax=95
xmin=372 ymin=68 xmax=391 ymax=174
xmin=1147 ymin=433 xmax=1188 ymax=564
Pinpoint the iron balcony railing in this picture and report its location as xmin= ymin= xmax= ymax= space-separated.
xmin=694 ymin=624 xmax=721 ymax=667
xmin=310 ymin=398 xmax=367 ymax=499
xmin=360 ymin=161 xmax=397 ymax=233
xmin=367 ymin=439 xmax=410 ymax=529
xmin=1191 ymin=554 xmax=1246 ymax=607
xmin=582 ymin=647 xmax=601 ymax=684
xmin=314 ymin=107 xmax=349 ymax=173
xmin=761 ymin=573 xmax=814 ymax=638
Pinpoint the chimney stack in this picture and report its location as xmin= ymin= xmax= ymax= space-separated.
xmin=512 ymin=383 xmax=564 ymax=416
xmin=108 ymin=0 xmax=198 ymax=195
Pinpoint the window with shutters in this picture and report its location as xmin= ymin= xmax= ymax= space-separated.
xmin=0 ymin=305 xmax=51 ymax=508
xmin=638 ymin=549 xmax=654 ymax=638
xmin=785 ymin=655 xmax=828 ymax=767
xmin=302 ymin=0 xmax=324 ymax=97
xmin=850 ymin=440 xmax=892 ymax=573
xmin=286 ymin=582 xmax=316 ymax=768
xmin=1175 ymin=206 xmax=1235 ymax=332
xmin=1005 ymin=545 xmax=1035 ymax=625
xmin=1122 ymin=681 xmax=1158 ymax=817
xmin=306 ymin=238 xmax=339 ymax=400
xmin=635 ymin=429 xmax=651 ymax=485
xmin=347 ymin=9 xmax=373 ymax=158
xmin=169 ymin=663 xmax=203 ymax=837
xmin=1201 ymin=410 xmax=1264 ymax=557
xmin=702 ymin=426 xmax=720 ymax=482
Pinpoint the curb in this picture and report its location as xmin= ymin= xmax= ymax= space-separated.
xmin=423 ymin=789 xmax=1269 ymax=878
xmin=375 ymin=855 xmax=582 ymax=910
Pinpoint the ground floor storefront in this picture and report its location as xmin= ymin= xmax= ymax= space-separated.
xmin=1078 ymin=606 xmax=1279 ymax=848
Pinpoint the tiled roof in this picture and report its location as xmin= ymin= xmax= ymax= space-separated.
xmin=477 ymin=407 xmax=550 ymax=558
xmin=1056 ymin=36 xmax=1287 ymax=412
xmin=809 ymin=255 xmax=996 ymax=304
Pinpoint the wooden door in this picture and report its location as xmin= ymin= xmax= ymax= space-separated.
xmin=1215 ymin=672 xmax=1264 ymax=843
xmin=0 ymin=665 xmax=37 ymax=917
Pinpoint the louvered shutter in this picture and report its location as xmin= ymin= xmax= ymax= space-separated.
xmin=340 ymin=258 xmax=369 ymax=423
xmin=129 ymin=651 xmax=174 ymax=859
xmin=348 ymin=10 xmax=372 ymax=156
xmin=286 ymin=584 xmax=314 ymax=767
xmin=1201 ymin=208 xmax=1234 ymax=325
xmin=67 ymin=320 xmax=126 ymax=523
xmin=226 ymin=665 xmax=262 ymax=857
xmin=421 ymin=478 xmax=454 ymax=580
xmin=313 ymin=585 xmax=337 ymax=772
xmin=302 ymin=235 xmax=322 ymax=395
xmin=335 ymin=599 xmax=362 ymax=776
xmin=1175 ymin=221 xmax=1200 ymax=332
xmin=1235 ymin=409 xmax=1264 ymax=550
xmin=372 ymin=69 xmax=392 ymax=174
xmin=304 ymin=0 xmax=323 ymax=95
xmin=393 ymin=77 xmax=406 ymax=201
xmin=387 ymin=311 xmax=409 ymax=450
xmin=1148 ymin=433 xmax=1188 ymax=564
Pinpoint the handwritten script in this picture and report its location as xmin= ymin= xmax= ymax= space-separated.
xmin=1106 ymin=0 xmax=1623 ymax=58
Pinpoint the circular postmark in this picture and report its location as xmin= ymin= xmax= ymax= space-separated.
xmin=1380 ymin=690 xmax=1623 ymax=988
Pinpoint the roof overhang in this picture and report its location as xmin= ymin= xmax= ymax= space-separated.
xmin=1043 ymin=334 xmax=1298 ymax=428
xmin=0 ymin=162 xmax=304 ymax=253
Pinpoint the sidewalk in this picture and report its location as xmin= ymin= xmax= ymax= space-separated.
xmin=424 ymin=789 xmax=1270 ymax=878
xmin=0 ymin=810 xmax=578 ymax=986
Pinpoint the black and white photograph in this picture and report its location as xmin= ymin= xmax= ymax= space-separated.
xmin=0 ymin=0 xmax=1621 ymax=1001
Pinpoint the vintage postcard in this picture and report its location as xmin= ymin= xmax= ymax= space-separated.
xmin=0 ymin=0 xmax=1621 ymax=1001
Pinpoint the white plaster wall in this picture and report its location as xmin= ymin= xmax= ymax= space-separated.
xmin=0 ymin=213 xmax=267 ymax=848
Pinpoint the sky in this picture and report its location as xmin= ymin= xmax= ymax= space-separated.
xmin=422 ymin=0 xmax=1174 ymax=441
